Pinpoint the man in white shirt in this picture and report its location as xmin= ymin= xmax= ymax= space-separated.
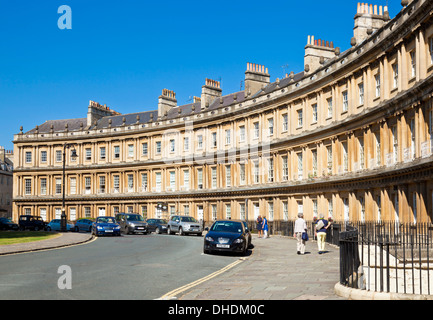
xmin=293 ymin=213 xmax=307 ymax=255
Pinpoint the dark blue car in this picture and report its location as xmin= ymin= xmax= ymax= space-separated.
xmin=203 ymin=220 xmax=250 ymax=255
xmin=146 ymin=218 xmax=168 ymax=234
xmin=92 ymin=216 xmax=121 ymax=236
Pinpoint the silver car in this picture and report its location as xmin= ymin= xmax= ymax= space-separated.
xmin=167 ymin=215 xmax=202 ymax=236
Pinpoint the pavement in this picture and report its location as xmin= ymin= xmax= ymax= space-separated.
xmin=177 ymin=235 xmax=345 ymax=300
xmin=0 ymin=231 xmax=345 ymax=300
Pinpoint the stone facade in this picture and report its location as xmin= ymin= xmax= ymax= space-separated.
xmin=12 ymin=0 xmax=433 ymax=226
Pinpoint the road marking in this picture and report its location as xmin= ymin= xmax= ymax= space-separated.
xmin=157 ymin=258 xmax=246 ymax=300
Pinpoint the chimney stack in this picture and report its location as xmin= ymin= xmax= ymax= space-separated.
xmin=0 ymin=146 xmax=5 ymax=163
xmin=304 ymin=36 xmax=337 ymax=73
xmin=244 ymin=63 xmax=270 ymax=97
xmin=158 ymin=89 xmax=177 ymax=118
xmin=201 ymin=78 xmax=222 ymax=109
xmin=353 ymin=2 xmax=390 ymax=45
xmin=87 ymin=100 xmax=119 ymax=127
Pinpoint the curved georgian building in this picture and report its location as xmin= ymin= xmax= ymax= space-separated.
xmin=12 ymin=0 xmax=433 ymax=226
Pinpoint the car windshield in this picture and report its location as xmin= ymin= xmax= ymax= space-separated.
xmin=155 ymin=219 xmax=167 ymax=224
xmin=180 ymin=216 xmax=197 ymax=222
xmin=210 ymin=221 xmax=243 ymax=233
xmin=0 ymin=218 xmax=12 ymax=223
xmin=97 ymin=217 xmax=116 ymax=224
xmin=126 ymin=214 xmax=144 ymax=221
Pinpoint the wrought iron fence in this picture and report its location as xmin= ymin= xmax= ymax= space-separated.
xmin=339 ymin=221 xmax=433 ymax=296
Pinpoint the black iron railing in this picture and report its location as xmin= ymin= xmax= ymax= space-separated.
xmin=338 ymin=221 xmax=433 ymax=295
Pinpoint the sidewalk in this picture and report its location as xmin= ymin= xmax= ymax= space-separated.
xmin=178 ymin=235 xmax=346 ymax=300
xmin=0 ymin=232 xmax=93 ymax=255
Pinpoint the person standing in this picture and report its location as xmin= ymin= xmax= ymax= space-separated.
xmin=262 ymin=216 xmax=269 ymax=238
xmin=256 ymin=215 xmax=263 ymax=238
xmin=315 ymin=214 xmax=331 ymax=254
xmin=294 ymin=213 xmax=307 ymax=255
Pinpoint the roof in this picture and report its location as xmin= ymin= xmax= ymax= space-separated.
xmin=25 ymin=118 xmax=87 ymax=134
xmin=25 ymin=90 xmax=249 ymax=134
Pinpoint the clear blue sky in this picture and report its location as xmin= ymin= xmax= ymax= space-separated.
xmin=0 ymin=0 xmax=400 ymax=151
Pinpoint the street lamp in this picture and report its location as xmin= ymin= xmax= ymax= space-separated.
xmin=61 ymin=143 xmax=78 ymax=232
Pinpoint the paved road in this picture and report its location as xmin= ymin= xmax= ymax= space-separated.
xmin=0 ymin=234 xmax=239 ymax=300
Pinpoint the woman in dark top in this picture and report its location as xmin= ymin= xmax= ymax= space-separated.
xmin=256 ymin=215 xmax=263 ymax=238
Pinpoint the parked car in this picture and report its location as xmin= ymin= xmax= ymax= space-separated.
xmin=18 ymin=215 xmax=47 ymax=231
xmin=115 ymin=213 xmax=148 ymax=234
xmin=0 ymin=217 xmax=19 ymax=231
xmin=46 ymin=219 xmax=75 ymax=232
xmin=167 ymin=215 xmax=202 ymax=236
xmin=74 ymin=219 xmax=93 ymax=232
xmin=203 ymin=220 xmax=250 ymax=255
xmin=92 ymin=216 xmax=121 ymax=236
xmin=146 ymin=218 xmax=168 ymax=234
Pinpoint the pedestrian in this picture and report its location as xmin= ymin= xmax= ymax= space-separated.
xmin=256 ymin=215 xmax=263 ymax=238
xmin=262 ymin=216 xmax=269 ymax=238
xmin=293 ymin=213 xmax=307 ymax=255
xmin=315 ymin=214 xmax=331 ymax=254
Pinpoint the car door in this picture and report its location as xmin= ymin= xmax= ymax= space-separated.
xmin=147 ymin=219 xmax=155 ymax=232
xmin=173 ymin=216 xmax=180 ymax=232
xmin=87 ymin=220 xmax=93 ymax=231
xmin=168 ymin=216 xmax=177 ymax=232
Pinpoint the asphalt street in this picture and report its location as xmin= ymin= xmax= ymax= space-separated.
xmin=0 ymin=234 xmax=239 ymax=300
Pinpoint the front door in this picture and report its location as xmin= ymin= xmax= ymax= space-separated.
xmin=197 ymin=206 xmax=204 ymax=222
xmin=99 ymin=207 xmax=106 ymax=217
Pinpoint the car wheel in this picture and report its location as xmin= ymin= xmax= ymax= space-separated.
xmin=155 ymin=227 xmax=160 ymax=234
xmin=74 ymin=226 xmax=79 ymax=232
xmin=167 ymin=226 xmax=173 ymax=235
xmin=242 ymin=243 xmax=248 ymax=256
xmin=47 ymin=226 xmax=51 ymax=231
xmin=179 ymin=227 xmax=183 ymax=236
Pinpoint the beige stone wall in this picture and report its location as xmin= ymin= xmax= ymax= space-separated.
xmin=12 ymin=0 xmax=433 ymax=226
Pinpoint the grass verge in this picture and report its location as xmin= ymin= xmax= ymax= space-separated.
xmin=0 ymin=231 xmax=60 ymax=245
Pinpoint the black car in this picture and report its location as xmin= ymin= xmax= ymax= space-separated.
xmin=0 ymin=217 xmax=19 ymax=231
xmin=204 ymin=220 xmax=251 ymax=255
xmin=146 ymin=218 xmax=168 ymax=234
xmin=18 ymin=215 xmax=47 ymax=231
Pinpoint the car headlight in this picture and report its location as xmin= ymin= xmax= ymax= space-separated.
xmin=97 ymin=226 xmax=103 ymax=230
xmin=234 ymin=238 xmax=244 ymax=243
xmin=130 ymin=223 xmax=135 ymax=227
xmin=205 ymin=236 xmax=214 ymax=241
xmin=115 ymin=226 xmax=120 ymax=229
